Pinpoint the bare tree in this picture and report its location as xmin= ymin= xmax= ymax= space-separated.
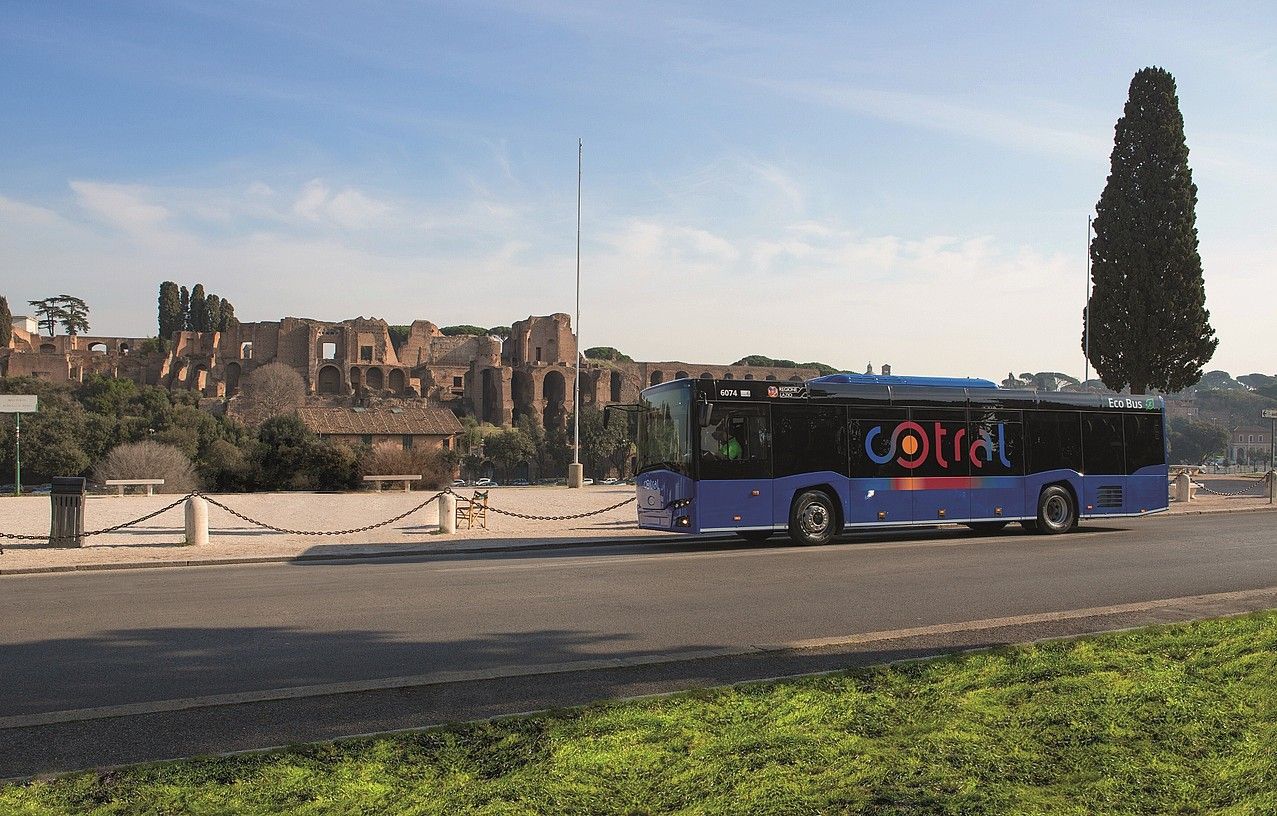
xmin=93 ymin=441 xmax=198 ymax=494
xmin=238 ymin=362 xmax=306 ymax=425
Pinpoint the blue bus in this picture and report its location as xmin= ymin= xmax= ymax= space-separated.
xmin=630 ymin=374 xmax=1168 ymax=545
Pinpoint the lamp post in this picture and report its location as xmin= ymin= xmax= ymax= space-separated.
xmin=1084 ymin=215 xmax=1092 ymax=388
xmin=568 ymin=139 xmax=585 ymax=489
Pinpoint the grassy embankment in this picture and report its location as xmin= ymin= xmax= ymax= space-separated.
xmin=4 ymin=612 xmax=1276 ymax=814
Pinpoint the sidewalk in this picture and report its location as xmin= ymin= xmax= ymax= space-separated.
xmin=0 ymin=484 xmax=1271 ymax=575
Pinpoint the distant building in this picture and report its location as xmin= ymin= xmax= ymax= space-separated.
xmin=1230 ymin=426 xmax=1271 ymax=466
xmin=298 ymin=406 xmax=463 ymax=451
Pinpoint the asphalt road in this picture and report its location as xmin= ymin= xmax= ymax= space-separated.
xmin=2 ymin=509 xmax=1275 ymax=778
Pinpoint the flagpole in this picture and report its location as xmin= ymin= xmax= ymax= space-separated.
xmin=569 ymin=139 xmax=584 ymax=488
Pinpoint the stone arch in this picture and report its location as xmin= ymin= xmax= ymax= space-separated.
xmin=649 ymin=370 xmax=663 ymax=386
xmin=723 ymin=372 xmax=734 ymax=380
xmin=88 ymin=342 xmax=108 ymax=354
xmin=744 ymin=374 xmax=755 ymax=380
xmin=675 ymin=370 xmax=689 ymax=380
xmin=40 ymin=343 xmax=56 ymax=353
xmin=365 ymin=367 xmax=384 ymax=390
xmin=240 ymin=341 xmax=254 ymax=360
xmin=388 ymin=368 xmax=406 ymax=394
xmin=512 ymin=370 xmax=535 ymax=424
xmin=699 ymin=372 xmax=713 ymax=379
xmin=119 ymin=342 xmax=130 ymax=355
xmin=609 ymin=370 xmax=623 ymax=402
xmin=224 ymin=362 xmax=242 ymax=396
xmin=765 ymin=374 xmax=777 ymax=381
xmin=317 ymin=365 xmax=342 ymax=395
xmin=788 ymin=375 xmax=803 ymax=382
xmin=542 ymin=369 xmax=567 ymax=427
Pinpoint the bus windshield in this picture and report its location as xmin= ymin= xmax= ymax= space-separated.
xmin=637 ymin=382 xmax=692 ymax=475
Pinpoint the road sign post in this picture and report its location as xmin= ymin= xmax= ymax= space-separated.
xmin=0 ymin=395 xmax=39 ymax=496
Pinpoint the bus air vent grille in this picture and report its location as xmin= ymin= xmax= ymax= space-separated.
xmin=1097 ymin=486 xmax=1123 ymax=508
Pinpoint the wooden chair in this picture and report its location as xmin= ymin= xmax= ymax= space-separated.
xmin=456 ymin=490 xmax=489 ymax=529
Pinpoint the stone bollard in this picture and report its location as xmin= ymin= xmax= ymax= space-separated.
xmin=1174 ymin=472 xmax=1193 ymax=503
xmin=185 ymin=495 xmax=209 ymax=546
xmin=567 ymin=462 xmax=584 ymax=488
xmin=439 ymin=492 xmax=456 ymax=534
xmin=1268 ymin=470 xmax=1276 ymax=505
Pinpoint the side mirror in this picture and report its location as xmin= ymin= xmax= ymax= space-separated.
xmin=698 ymin=402 xmax=714 ymax=427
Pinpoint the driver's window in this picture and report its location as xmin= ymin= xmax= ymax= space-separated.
xmin=699 ymin=404 xmax=771 ymax=480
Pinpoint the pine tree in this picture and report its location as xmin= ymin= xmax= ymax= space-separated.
xmin=1084 ymin=67 xmax=1216 ymax=395
xmin=158 ymin=282 xmax=182 ymax=340
xmin=179 ymin=286 xmax=190 ymax=330
xmin=0 ymin=295 xmax=11 ymax=347
xmin=189 ymin=284 xmax=207 ymax=332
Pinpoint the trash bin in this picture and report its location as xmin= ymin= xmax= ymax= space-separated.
xmin=49 ymin=476 xmax=87 ymax=548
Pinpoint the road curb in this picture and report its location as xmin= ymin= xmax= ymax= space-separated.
xmin=0 ymin=534 xmax=738 ymax=576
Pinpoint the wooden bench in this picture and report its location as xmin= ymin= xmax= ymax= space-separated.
xmin=363 ymin=474 xmax=419 ymax=492
xmin=104 ymin=479 xmax=165 ymax=496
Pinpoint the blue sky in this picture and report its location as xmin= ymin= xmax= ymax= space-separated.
xmin=1 ymin=1 xmax=1273 ymax=381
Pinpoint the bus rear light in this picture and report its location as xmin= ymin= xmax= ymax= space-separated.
xmin=676 ymin=516 xmax=690 ymax=527
xmin=750 ymin=490 xmax=760 ymax=497
xmin=732 ymin=514 xmax=741 ymax=521
xmin=877 ymin=511 xmax=887 ymax=521
xmin=995 ymin=507 xmax=1003 ymax=516
xmin=937 ymin=509 xmax=946 ymax=518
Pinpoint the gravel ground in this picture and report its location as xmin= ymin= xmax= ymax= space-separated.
xmin=0 ymin=486 xmax=655 ymax=571
xmin=0 ymin=480 xmax=1270 ymax=573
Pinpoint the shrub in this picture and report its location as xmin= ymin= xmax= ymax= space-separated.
xmin=93 ymin=440 xmax=198 ymax=493
xmin=359 ymin=443 xmax=454 ymax=489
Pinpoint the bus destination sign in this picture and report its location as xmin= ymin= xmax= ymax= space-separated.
xmin=711 ymin=383 xmax=808 ymax=401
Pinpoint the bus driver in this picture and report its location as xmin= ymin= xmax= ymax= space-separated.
xmin=710 ymin=421 xmax=742 ymax=461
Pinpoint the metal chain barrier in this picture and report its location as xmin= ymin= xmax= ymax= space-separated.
xmin=0 ymin=492 xmax=197 ymax=543
xmin=1 ymin=487 xmax=640 ymax=549
xmin=1197 ymin=482 xmax=1270 ymax=498
xmin=477 ymin=493 xmax=637 ymax=521
xmin=198 ymin=491 xmax=447 ymax=536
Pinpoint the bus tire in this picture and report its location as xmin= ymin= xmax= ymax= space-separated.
xmin=1036 ymin=485 xmax=1077 ymax=534
xmin=789 ymin=490 xmax=836 ymax=546
xmin=965 ymin=521 xmax=1008 ymax=533
xmin=736 ymin=530 xmax=772 ymax=543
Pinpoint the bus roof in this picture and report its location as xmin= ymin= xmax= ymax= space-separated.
xmin=809 ymin=373 xmax=997 ymax=389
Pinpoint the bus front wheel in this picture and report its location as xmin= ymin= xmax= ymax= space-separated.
xmin=1035 ymin=486 xmax=1078 ymax=534
xmin=789 ymin=490 xmax=836 ymax=546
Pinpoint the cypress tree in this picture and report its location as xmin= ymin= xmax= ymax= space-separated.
xmin=0 ymin=295 xmax=11 ymax=347
xmin=219 ymin=301 xmax=237 ymax=332
xmin=189 ymin=284 xmax=207 ymax=332
xmin=179 ymin=286 xmax=190 ymax=330
xmin=205 ymin=294 xmax=222 ymax=334
xmin=1084 ymin=67 xmax=1216 ymax=395
xmin=158 ymin=281 xmax=182 ymax=340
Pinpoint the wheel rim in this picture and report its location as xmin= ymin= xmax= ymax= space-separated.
xmin=1044 ymin=495 xmax=1070 ymax=527
xmin=800 ymin=501 xmax=829 ymax=536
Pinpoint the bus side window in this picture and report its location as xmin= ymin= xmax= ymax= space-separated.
xmin=1025 ymin=411 xmax=1082 ymax=474
xmin=700 ymin=405 xmax=771 ymax=480
xmin=1083 ymin=414 xmax=1125 ymax=475
xmin=1124 ymin=413 xmax=1165 ymax=472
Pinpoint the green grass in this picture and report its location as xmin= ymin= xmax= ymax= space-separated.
xmin=5 ymin=613 xmax=1277 ymax=815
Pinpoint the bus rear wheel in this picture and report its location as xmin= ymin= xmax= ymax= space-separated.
xmin=789 ymin=490 xmax=836 ymax=546
xmin=1036 ymin=485 xmax=1078 ymax=534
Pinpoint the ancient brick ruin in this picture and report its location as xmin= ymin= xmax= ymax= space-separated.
xmin=2 ymin=313 xmax=820 ymax=425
